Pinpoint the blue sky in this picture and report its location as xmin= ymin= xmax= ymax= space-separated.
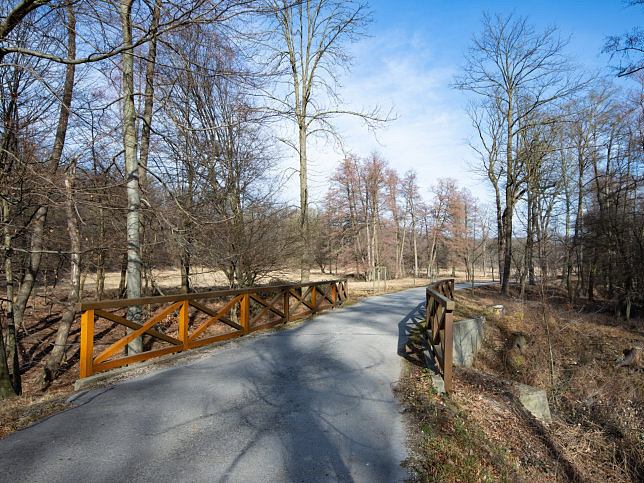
xmin=300 ymin=0 xmax=644 ymax=207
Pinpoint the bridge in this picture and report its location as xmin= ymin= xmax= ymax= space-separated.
xmin=0 ymin=282 xmax=457 ymax=482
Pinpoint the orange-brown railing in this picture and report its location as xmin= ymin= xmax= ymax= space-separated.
xmin=424 ymin=279 xmax=455 ymax=392
xmin=78 ymin=279 xmax=348 ymax=379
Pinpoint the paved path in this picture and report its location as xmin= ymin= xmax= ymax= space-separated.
xmin=0 ymin=287 xmax=430 ymax=482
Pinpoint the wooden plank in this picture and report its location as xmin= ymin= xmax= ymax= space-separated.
xmin=316 ymin=284 xmax=334 ymax=306
xmin=190 ymin=298 xmax=243 ymax=329
xmin=188 ymin=296 xmax=243 ymax=342
xmin=248 ymin=317 xmax=283 ymax=333
xmin=289 ymin=309 xmax=314 ymax=321
xmin=93 ymin=345 xmax=183 ymax=373
xmin=94 ymin=309 xmax=181 ymax=346
xmin=179 ymin=300 xmax=189 ymax=349
xmin=80 ymin=310 xmax=95 ymax=378
xmin=241 ymin=293 xmax=249 ymax=334
xmin=93 ymin=302 xmax=182 ymax=365
xmin=283 ymin=290 xmax=290 ymax=323
xmin=288 ymin=288 xmax=315 ymax=311
xmin=249 ymin=292 xmax=285 ymax=326
xmin=187 ymin=331 xmax=243 ymax=349
xmin=97 ymin=302 xmax=182 ymax=333
xmin=78 ymin=279 xmax=348 ymax=311
xmin=427 ymin=287 xmax=455 ymax=310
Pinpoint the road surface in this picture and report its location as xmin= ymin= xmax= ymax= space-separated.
xmin=0 ymin=287 xmax=434 ymax=482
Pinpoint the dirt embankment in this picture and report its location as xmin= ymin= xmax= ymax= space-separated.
xmin=399 ymin=284 xmax=643 ymax=482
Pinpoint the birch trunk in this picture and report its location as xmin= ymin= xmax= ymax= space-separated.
xmin=121 ymin=0 xmax=142 ymax=354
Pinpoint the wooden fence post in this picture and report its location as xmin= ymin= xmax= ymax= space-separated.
xmin=241 ymin=293 xmax=250 ymax=334
xmin=311 ymin=285 xmax=317 ymax=313
xmin=80 ymin=309 xmax=95 ymax=378
xmin=444 ymin=308 xmax=454 ymax=392
xmin=179 ymin=300 xmax=189 ymax=350
xmin=283 ymin=288 xmax=290 ymax=323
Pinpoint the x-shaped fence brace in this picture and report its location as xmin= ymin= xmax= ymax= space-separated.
xmin=78 ymin=280 xmax=348 ymax=378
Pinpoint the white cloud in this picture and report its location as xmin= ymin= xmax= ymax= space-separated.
xmin=295 ymin=25 xmax=491 ymax=205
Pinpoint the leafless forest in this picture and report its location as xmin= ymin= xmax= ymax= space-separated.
xmin=0 ymin=1 xmax=642 ymax=397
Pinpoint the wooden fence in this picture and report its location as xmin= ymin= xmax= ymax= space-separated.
xmin=78 ymin=279 xmax=348 ymax=379
xmin=424 ymin=279 xmax=455 ymax=392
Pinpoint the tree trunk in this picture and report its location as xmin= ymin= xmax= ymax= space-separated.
xmin=2 ymin=198 xmax=18 ymax=396
xmin=411 ymin=208 xmax=418 ymax=278
xmin=299 ymin=121 xmax=310 ymax=283
xmin=180 ymin=246 xmax=190 ymax=294
xmin=121 ymin=0 xmax=142 ymax=354
xmin=12 ymin=0 xmax=76 ymax=361
xmin=39 ymin=157 xmax=81 ymax=388
xmin=0 ymin=327 xmax=14 ymax=398
xmin=501 ymin=201 xmax=513 ymax=295
xmin=96 ymin=208 xmax=105 ymax=300
xmin=118 ymin=251 xmax=127 ymax=297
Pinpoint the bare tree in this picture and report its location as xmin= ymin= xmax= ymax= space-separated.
xmin=455 ymin=12 xmax=583 ymax=294
xmin=604 ymin=1 xmax=644 ymax=77
xmin=402 ymin=170 xmax=420 ymax=278
xmin=263 ymin=0 xmax=386 ymax=282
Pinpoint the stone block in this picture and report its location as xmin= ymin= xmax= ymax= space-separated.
xmin=515 ymin=382 xmax=552 ymax=423
xmin=453 ymin=316 xmax=485 ymax=368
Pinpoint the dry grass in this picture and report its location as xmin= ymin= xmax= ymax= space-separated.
xmin=450 ymin=284 xmax=644 ymax=482
xmin=0 ymin=390 xmax=72 ymax=439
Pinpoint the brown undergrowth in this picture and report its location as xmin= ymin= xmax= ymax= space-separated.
xmin=399 ymin=283 xmax=643 ymax=482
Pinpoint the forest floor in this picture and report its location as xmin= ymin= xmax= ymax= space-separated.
xmin=399 ymin=283 xmax=644 ymax=482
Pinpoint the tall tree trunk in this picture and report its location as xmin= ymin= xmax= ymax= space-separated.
xmin=2 ymin=198 xmax=19 ymax=396
xmin=96 ymin=207 xmax=105 ymax=299
xmin=137 ymin=0 xmax=160 ymax=299
xmin=574 ymin=154 xmax=585 ymax=298
xmin=501 ymin=201 xmax=513 ymax=295
xmin=298 ymin=122 xmax=310 ymax=282
xmin=121 ymin=0 xmax=143 ymax=354
xmin=39 ymin=157 xmax=81 ymax=387
xmin=0 ymin=326 xmax=14 ymax=398
xmin=180 ymin=246 xmax=190 ymax=294
xmin=411 ymin=207 xmax=418 ymax=278
xmin=501 ymin=91 xmax=514 ymax=296
xmin=12 ymin=0 xmax=77 ymax=378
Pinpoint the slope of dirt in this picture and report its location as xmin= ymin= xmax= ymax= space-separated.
xmin=399 ymin=283 xmax=643 ymax=482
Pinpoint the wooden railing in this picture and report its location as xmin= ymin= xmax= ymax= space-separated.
xmin=78 ymin=279 xmax=348 ymax=379
xmin=424 ymin=279 xmax=455 ymax=392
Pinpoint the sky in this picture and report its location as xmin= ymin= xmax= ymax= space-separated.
xmin=291 ymin=0 xmax=644 ymax=209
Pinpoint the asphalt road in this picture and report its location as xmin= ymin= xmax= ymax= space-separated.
xmin=0 ymin=287 xmax=431 ymax=482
